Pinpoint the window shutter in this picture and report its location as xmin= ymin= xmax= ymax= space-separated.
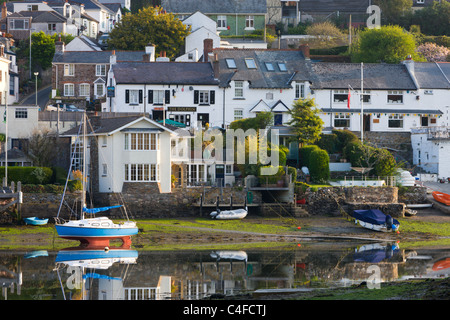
xmin=165 ymin=90 xmax=170 ymax=104
xmin=125 ymin=89 xmax=129 ymax=103
xmin=139 ymin=90 xmax=143 ymax=103
xmin=193 ymin=90 xmax=199 ymax=104
xmin=148 ymin=90 xmax=153 ymax=104
xmin=210 ymin=90 xmax=215 ymax=104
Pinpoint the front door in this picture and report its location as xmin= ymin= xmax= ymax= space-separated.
xmin=421 ymin=116 xmax=428 ymax=127
xmin=215 ymin=165 xmax=224 ymax=186
xmin=363 ymin=114 xmax=371 ymax=131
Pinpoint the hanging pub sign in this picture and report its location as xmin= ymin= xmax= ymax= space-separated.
xmin=107 ymin=86 xmax=115 ymax=97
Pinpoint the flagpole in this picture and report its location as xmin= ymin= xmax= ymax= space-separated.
xmin=360 ymin=62 xmax=364 ymax=143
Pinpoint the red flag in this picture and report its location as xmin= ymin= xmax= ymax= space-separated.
xmin=347 ymin=89 xmax=351 ymax=109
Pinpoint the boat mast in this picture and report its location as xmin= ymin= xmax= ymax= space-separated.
xmin=81 ymin=112 xmax=87 ymax=219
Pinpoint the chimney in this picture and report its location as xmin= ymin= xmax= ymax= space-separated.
xmin=55 ymin=36 xmax=65 ymax=53
xmin=203 ymin=38 xmax=213 ymax=62
xmin=299 ymin=44 xmax=310 ymax=60
xmin=144 ymin=43 xmax=155 ymax=62
xmin=110 ymin=49 xmax=116 ymax=64
xmin=403 ymin=55 xmax=414 ymax=74
xmin=2 ymin=3 xmax=6 ymax=20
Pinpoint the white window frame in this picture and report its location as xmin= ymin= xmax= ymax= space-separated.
xmin=124 ymin=163 xmax=158 ymax=182
xmin=64 ymin=64 xmax=74 ymax=76
xmin=95 ymin=83 xmax=105 ymax=98
xmin=388 ymin=114 xmax=404 ymax=128
xmin=79 ymin=83 xmax=90 ymax=97
xmin=199 ymin=90 xmax=210 ymax=104
xmin=234 ymin=109 xmax=243 ymax=121
xmin=96 ymin=64 xmax=107 ymax=76
xmin=217 ymin=15 xmax=227 ymax=29
xmin=153 ymin=90 xmax=164 ymax=105
xmin=64 ymin=83 xmax=74 ymax=96
xmin=234 ymin=81 xmax=244 ymax=98
xmin=333 ymin=89 xmax=348 ymax=103
xmin=129 ymin=89 xmax=139 ymax=104
xmin=334 ymin=113 xmax=350 ymax=128
xmin=124 ymin=132 xmax=158 ymax=151
xmin=295 ymin=83 xmax=305 ymax=99
xmin=387 ymin=90 xmax=403 ymax=104
xmin=15 ymin=108 xmax=28 ymax=119
xmin=245 ymin=15 xmax=254 ymax=29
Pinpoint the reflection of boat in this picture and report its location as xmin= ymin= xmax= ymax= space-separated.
xmin=210 ymin=251 xmax=248 ymax=261
xmin=432 ymin=191 xmax=450 ymax=206
xmin=406 ymin=203 xmax=433 ymax=209
xmin=352 ymin=209 xmax=400 ymax=232
xmin=55 ymin=113 xmax=138 ymax=247
xmin=24 ymin=250 xmax=48 ymax=259
xmin=353 ymin=243 xmax=399 ymax=263
xmin=24 ymin=217 xmax=48 ymax=225
xmin=55 ymin=246 xmax=138 ymax=268
xmin=432 ymin=258 xmax=450 ymax=271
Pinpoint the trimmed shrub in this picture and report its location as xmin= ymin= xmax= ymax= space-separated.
xmin=309 ymin=149 xmax=330 ymax=183
xmin=0 ymin=166 xmax=53 ymax=184
xmin=299 ymin=145 xmax=321 ymax=168
xmin=316 ymin=133 xmax=338 ymax=154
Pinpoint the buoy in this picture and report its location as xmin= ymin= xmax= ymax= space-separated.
xmin=297 ymin=226 xmax=301 ymax=230
xmin=297 ymin=243 xmax=301 ymax=247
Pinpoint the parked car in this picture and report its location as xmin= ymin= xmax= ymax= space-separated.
xmin=98 ymin=33 xmax=109 ymax=48
xmin=46 ymin=104 xmax=83 ymax=112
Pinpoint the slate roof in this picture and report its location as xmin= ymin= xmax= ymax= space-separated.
xmin=214 ymin=49 xmax=313 ymax=89
xmin=62 ymin=115 xmax=183 ymax=136
xmin=52 ymin=51 xmax=148 ymax=63
xmin=112 ymin=62 xmax=219 ymax=85
xmin=299 ymin=0 xmax=372 ymax=13
xmin=18 ymin=10 xmax=67 ymax=23
xmin=161 ymin=0 xmax=267 ymax=14
xmin=413 ymin=62 xmax=450 ymax=89
xmin=310 ymin=62 xmax=417 ymax=90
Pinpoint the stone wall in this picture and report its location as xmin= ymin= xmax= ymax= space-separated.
xmin=306 ymin=186 xmax=405 ymax=217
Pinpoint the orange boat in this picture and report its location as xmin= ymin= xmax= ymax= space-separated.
xmin=432 ymin=258 xmax=450 ymax=271
xmin=432 ymin=191 xmax=450 ymax=206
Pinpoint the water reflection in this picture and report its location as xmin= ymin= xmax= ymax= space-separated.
xmin=1 ymin=242 xmax=449 ymax=300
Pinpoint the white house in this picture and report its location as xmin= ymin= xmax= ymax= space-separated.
xmin=211 ymin=47 xmax=313 ymax=128
xmin=62 ymin=115 xmax=190 ymax=193
xmin=311 ymin=61 xmax=446 ymax=134
xmin=411 ymin=127 xmax=450 ymax=179
xmin=176 ymin=11 xmax=220 ymax=62
xmin=107 ymin=47 xmax=220 ymax=129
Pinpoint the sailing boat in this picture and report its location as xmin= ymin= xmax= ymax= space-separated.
xmin=55 ymin=113 xmax=138 ymax=247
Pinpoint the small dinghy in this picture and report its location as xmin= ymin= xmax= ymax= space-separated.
xmin=352 ymin=209 xmax=400 ymax=232
xmin=432 ymin=191 xmax=450 ymax=206
xmin=24 ymin=217 xmax=49 ymax=226
xmin=210 ymin=196 xmax=248 ymax=220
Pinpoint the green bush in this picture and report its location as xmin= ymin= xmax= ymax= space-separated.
xmin=287 ymin=166 xmax=297 ymax=183
xmin=316 ymin=133 xmax=338 ymax=154
xmin=52 ymin=166 xmax=69 ymax=185
xmin=258 ymin=166 xmax=284 ymax=185
xmin=21 ymin=184 xmax=65 ymax=193
xmin=309 ymin=149 xmax=330 ymax=183
xmin=332 ymin=129 xmax=359 ymax=153
xmin=299 ymin=145 xmax=321 ymax=168
xmin=0 ymin=166 xmax=53 ymax=184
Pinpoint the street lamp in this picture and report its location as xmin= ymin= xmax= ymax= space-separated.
xmin=34 ymin=72 xmax=39 ymax=107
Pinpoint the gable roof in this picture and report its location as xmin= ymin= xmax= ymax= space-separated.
xmin=62 ymin=115 xmax=183 ymax=136
xmin=161 ymin=0 xmax=267 ymax=14
xmin=112 ymin=61 xmax=219 ymax=85
xmin=310 ymin=62 xmax=417 ymax=90
xmin=413 ymin=62 xmax=450 ymax=89
xmin=299 ymin=0 xmax=371 ymax=13
xmin=52 ymin=50 xmax=147 ymax=63
xmin=18 ymin=10 xmax=67 ymax=23
xmin=214 ymin=48 xmax=313 ymax=89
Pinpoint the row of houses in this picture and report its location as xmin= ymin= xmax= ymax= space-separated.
xmin=51 ymin=38 xmax=450 ymax=134
xmin=1 ymin=0 xmax=124 ymax=39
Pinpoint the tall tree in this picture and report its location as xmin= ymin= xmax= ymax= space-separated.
xmin=351 ymin=25 xmax=425 ymax=64
xmin=374 ymin=0 xmax=413 ymax=25
xmin=108 ymin=6 xmax=190 ymax=58
xmin=287 ymin=98 xmax=324 ymax=147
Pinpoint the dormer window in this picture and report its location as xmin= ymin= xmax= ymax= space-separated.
xmin=226 ymin=58 xmax=236 ymax=69
xmin=245 ymin=58 xmax=256 ymax=69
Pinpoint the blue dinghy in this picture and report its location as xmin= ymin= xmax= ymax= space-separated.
xmin=24 ymin=217 xmax=49 ymax=226
xmin=352 ymin=209 xmax=400 ymax=232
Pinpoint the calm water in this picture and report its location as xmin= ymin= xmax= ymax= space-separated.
xmin=1 ymin=242 xmax=449 ymax=300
